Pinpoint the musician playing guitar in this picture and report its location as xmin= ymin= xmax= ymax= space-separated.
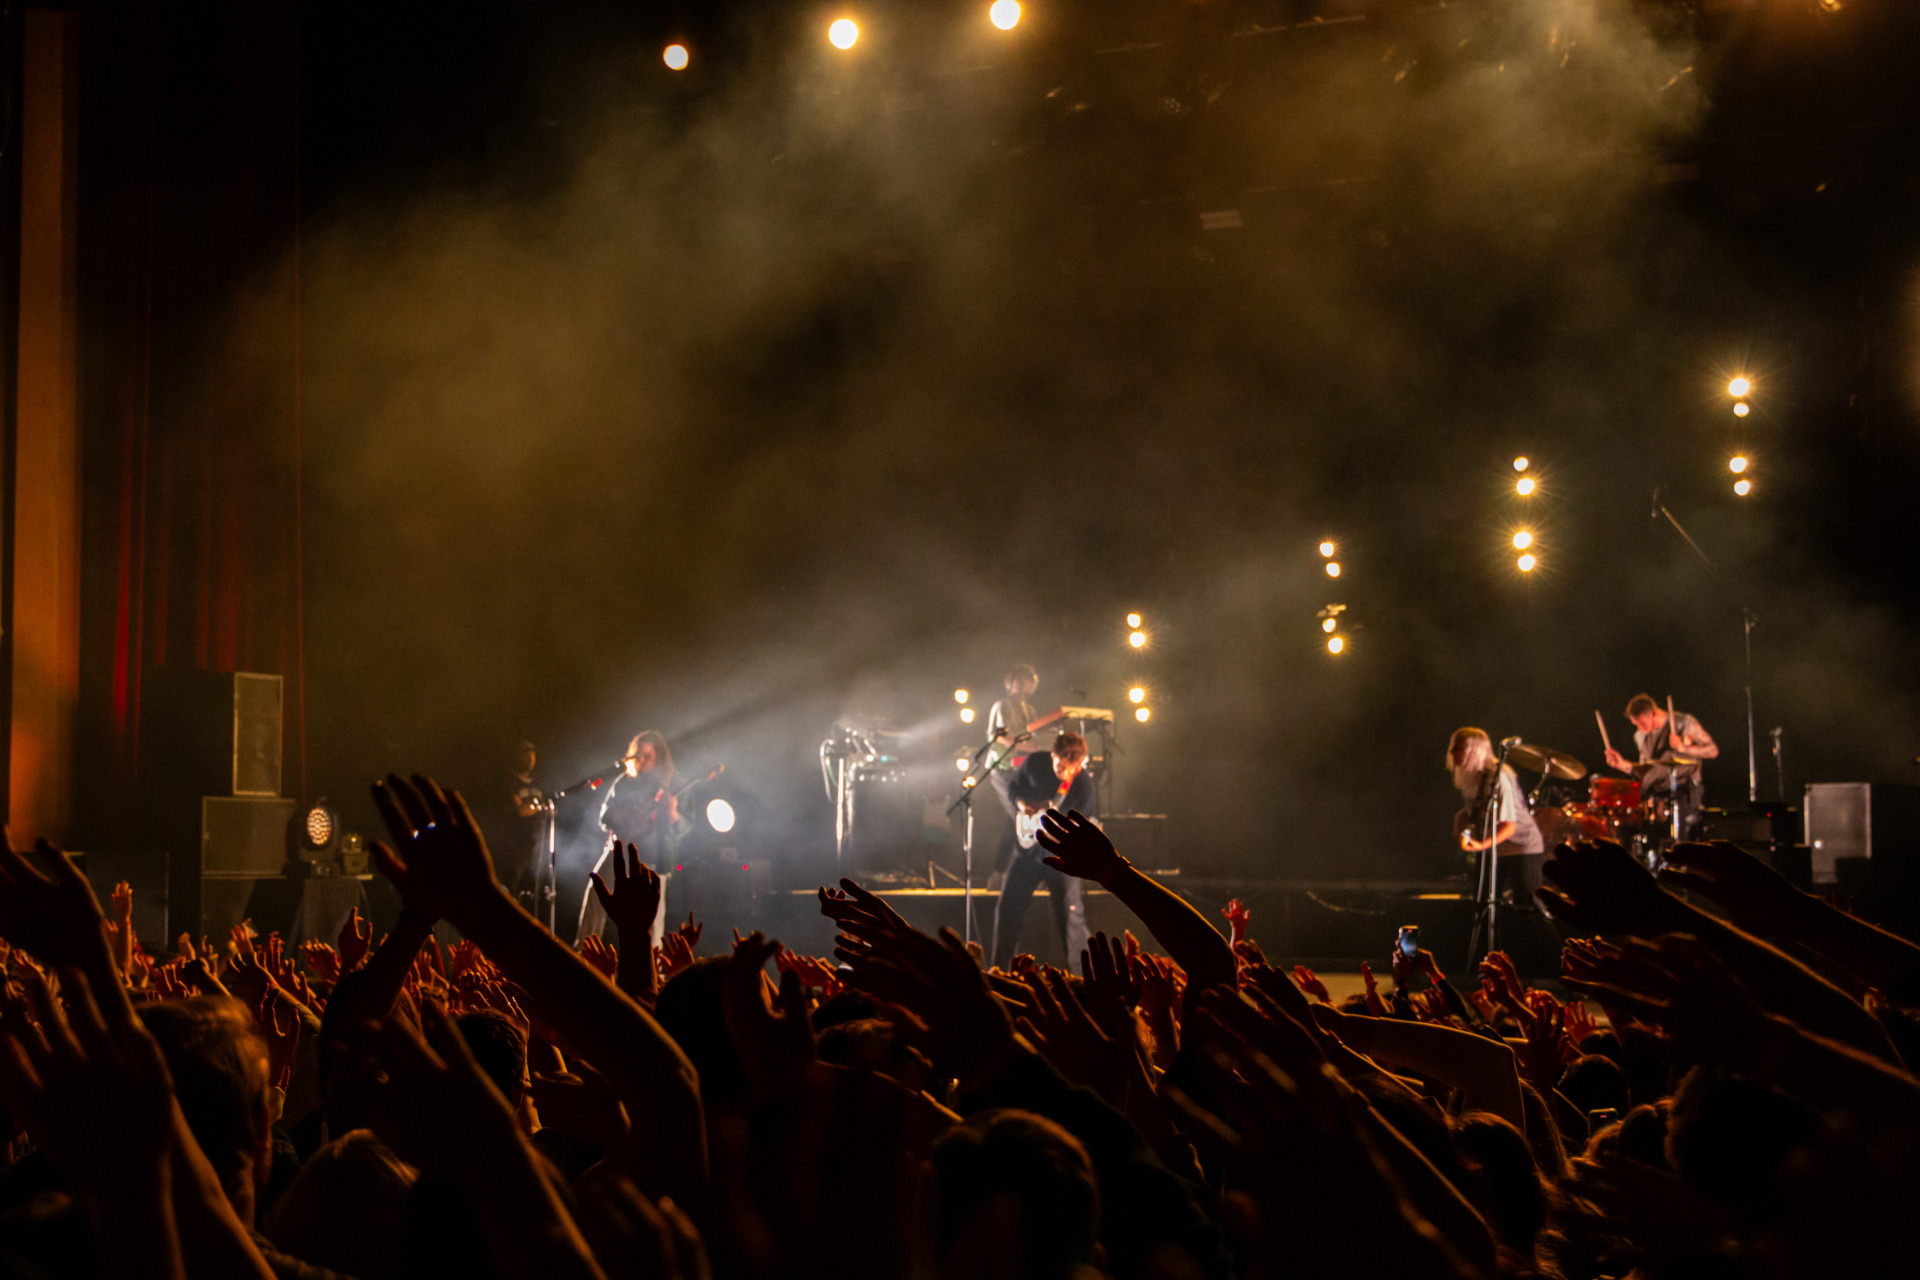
xmin=991 ymin=731 xmax=1094 ymax=968
xmin=1446 ymin=727 xmax=1546 ymax=906
xmin=984 ymin=663 xmax=1061 ymax=887
xmin=580 ymin=731 xmax=688 ymax=945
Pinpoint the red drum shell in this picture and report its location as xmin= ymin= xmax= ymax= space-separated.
xmin=1590 ymin=778 xmax=1641 ymax=809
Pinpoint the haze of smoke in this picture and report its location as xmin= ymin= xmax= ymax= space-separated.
xmin=281 ymin=2 xmax=1915 ymax=878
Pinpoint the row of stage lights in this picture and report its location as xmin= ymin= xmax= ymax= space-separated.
xmin=659 ymin=3 xmax=1025 ymax=70
xmin=1316 ymin=373 xmax=1763 ymax=656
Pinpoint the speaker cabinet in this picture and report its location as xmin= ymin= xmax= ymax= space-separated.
xmin=1804 ymin=784 xmax=1920 ymax=925
xmin=139 ymin=670 xmax=283 ymax=801
xmin=165 ymin=797 xmax=295 ymax=939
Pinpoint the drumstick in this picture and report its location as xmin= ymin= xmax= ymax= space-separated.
xmin=1594 ymin=710 xmax=1614 ymax=756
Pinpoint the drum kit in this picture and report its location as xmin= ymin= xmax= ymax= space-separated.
xmin=1510 ymin=741 xmax=1699 ymax=856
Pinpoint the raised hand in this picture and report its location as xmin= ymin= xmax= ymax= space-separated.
xmin=578 ymin=935 xmax=619 ymax=981
xmin=337 ymin=907 xmax=373 ymax=973
xmin=0 ymin=835 xmax=115 ymax=981
xmin=104 ymin=880 xmax=137 ymax=975
xmin=1016 ymin=967 xmax=1130 ymax=1102
xmin=1035 ymin=809 xmax=1123 ymax=881
xmin=369 ymin=774 xmax=504 ymax=928
xmin=1291 ymin=965 xmax=1334 ymax=1005
xmin=1078 ymin=930 xmax=1141 ymax=1040
xmin=721 ymin=933 xmax=819 ymax=1103
xmin=670 ymin=911 xmax=702 ymax=952
xmin=1222 ymin=897 xmax=1252 ymax=944
xmin=1559 ymin=933 xmax=1774 ymax=1069
xmin=299 ymin=941 xmax=342 ymax=985
xmin=1659 ymin=840 xmax=1808 ymax=936
xmin=590 ymin=841 xmax=663 ymax=950
xmin=1539 ymin=839 xmax=1688 ymax=937
xmin=659 ymin=931 xmax=695 ymax=980
xmin=0 ymin=966 xmax=175 ymax=1197
xmin=259 ymin=991 xmax=302 ymax=1090
xmin=1359 ymin=961 xmax=1387 ymax=1017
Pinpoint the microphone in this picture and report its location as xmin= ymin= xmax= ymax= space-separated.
xmin=1501 ymin=736 xmax=1523 ymax=749
xmin=1651 ymin=486 xmax=1661 ymax=519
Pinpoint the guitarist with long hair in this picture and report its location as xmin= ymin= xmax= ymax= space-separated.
xmin=991 ymin=731 xmax=1094 ymax=968
xmin=580 ymin=730 xmax=687 ymax=943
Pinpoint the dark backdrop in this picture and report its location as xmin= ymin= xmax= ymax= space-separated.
xmin=64 ymin=0 xmax=1920 ymax=891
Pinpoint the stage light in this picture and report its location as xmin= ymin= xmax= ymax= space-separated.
xmin=1512 ymin=530 xmax=1533 ymax=550
xmin=1126 ymin=612 xmax=1142 ymax=628
xmin=662 ymin=43 xmax=689 ymax=70
xmin=1135 ymin=706 xmax=1151 ymax=722
xmin=960 ymin=706 xmax=976 ymax=724
xmin=1516 ymin=477 xmax=1536 ymax=496
xmin=1327 ymin=636 xmax=1345 ymax=654
xmin=1513 ymin=457 xmax=1530 ymax=472
xmin=1517 ymin=553 xmax=1537 ymax=572
xmin=1728 ymin=376 xmax=1751 ymax=398
xmin=1734 ymin=479 xmax=1752 ymax=496
xmin=1128 ymin=686 xmax=1146 ymax=704
xmin=954 ymin=689 xmax=969 ymax=704
xmin=1733 ymin=401 xmax=1750 ymax=418
xmin=1128 ymin=630 xmax=1147 ymax=649
xmin=1318 ymin=541 xmax=1335 ymax=558
xmin=828 ymin=18 xmax=860 ymax=49
xmin=304 ymin=805 xmax=335 ymax=848
xmin=1321 ymin=617 xmax=1337 ymax=633
xmin=955 ymin=757 xmax=970 ymax=772
xmin=1729 ymin=455 xmax=1749 ymax=474
xmin=706 ymin=798 xmax=737 ymax=834
xmin=989 ymin=0 xmax=1021 ymax=30
xmin=1325 ymin=561 xmax=1341 ymax=578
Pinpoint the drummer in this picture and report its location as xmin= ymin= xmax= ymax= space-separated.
xmin=1446 ymin=728 xmax=1547 ymax=905
xmin=1603 ymin=694 xmax=1717 ymax=838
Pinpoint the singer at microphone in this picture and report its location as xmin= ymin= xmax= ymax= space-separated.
xmin=1445 ymin=726 xmax=1548 ymax=905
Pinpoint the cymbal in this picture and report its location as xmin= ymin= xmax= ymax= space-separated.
xmin=1647 ymin=754 xmax=1702 ymax=768
xmin=1507 ymin=743 xmax=1588 ymax=780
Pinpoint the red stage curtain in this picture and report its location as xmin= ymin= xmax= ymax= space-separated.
xmin=74 ymin=1 xmax=305 ymax=843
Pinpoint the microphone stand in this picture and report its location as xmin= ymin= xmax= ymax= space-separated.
xmin=948 ymin=733 xmax=1027 ymax=946
xmin=1653 ymin=495 xmax=1760 ymax=806
xmin=1465 ymin=737 xmax=1518 ymax=973
xmin=534 ymin=763 xmax=623 ymax=935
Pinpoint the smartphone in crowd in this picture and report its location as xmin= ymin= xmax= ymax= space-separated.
xmin=1396 ymin=925 xmax=1419 ymax=958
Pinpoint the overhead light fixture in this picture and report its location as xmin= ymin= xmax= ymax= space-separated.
xmin=989 ymin=0 xmax=1022 ymax=30
xmin=1134 ymin=706 xmax=1151 ymax=722
xmin=1128 ymin=630 xmax=1147 ymax=649
xmin=1513 ymin=457 xmax=1530 ymax=472
xmin=1727 ymin=376 xmax=1751 ymax=398
xmin=1326 ymin=636 xmax=1345 ymax=654
xmin=828 ymin=18 xmax=860 ymax=49
xmin=954 ymin=689 xmax=969 ymax=704
xmin=1319 ymin=541 xmax=1336 ymax=558
xmin=1126 ymin=612 xmax=1142 ymax=628
xmin=1516 ymin=477 xmax=1536 ymax=496
xmin=960 ymin=707 xmax=976 ymax=724
xmin=1128 ymin=686 xmax=1146 ymax=704
xmin=1517 ymin=553 xmax=1537 ymax=572
xmin=1325 ymin=562 xmax=1341 ymax=578
xmin=662 ymin=44 xmax=690 ymax=70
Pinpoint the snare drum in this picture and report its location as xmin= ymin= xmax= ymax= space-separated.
xmin=1590 ymin=777 xmax=1641 ymax=810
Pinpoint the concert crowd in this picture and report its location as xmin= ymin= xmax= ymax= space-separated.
xmin=1 ymin=774 xmax=1917 ymax=1280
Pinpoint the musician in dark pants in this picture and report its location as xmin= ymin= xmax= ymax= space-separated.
xmin=984 ymin=663 xmax=1042 ymax=888
xmin=991 ymin=732 xmax=1094 ymax=968
xmin=580 ymin=730 xmax=683 ymax=944
xmin=503 ymin=740 xmax=546 ymax=910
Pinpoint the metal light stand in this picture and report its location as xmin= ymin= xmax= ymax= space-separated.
xmin=1465 ymin=738 xmax=1518 ymax=973
xmin=1654 ymin=496 xmax=1761 ymax=806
